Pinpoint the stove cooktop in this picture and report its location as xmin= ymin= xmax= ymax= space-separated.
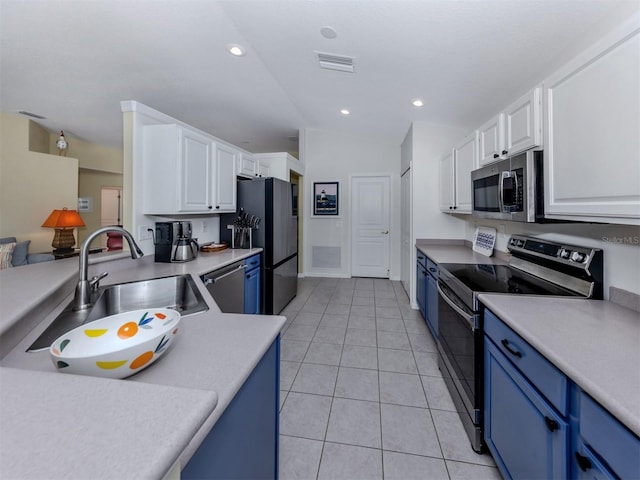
xmin=439 ymin=263 xmax=579 ymax=297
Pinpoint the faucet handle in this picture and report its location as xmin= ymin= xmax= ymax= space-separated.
xmin=90 ymin=272 xmax=109 ymax=291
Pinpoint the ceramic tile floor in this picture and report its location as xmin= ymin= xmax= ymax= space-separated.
xmin=277 ymin=277 xmax=502 ymax=480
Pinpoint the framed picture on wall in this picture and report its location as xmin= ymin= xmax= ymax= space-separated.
xmin=313 ymin=182 xmax=339 ymax=216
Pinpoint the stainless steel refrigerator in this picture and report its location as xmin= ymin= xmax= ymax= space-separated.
xmin=221 ymin=177 xmax=298 ymax=314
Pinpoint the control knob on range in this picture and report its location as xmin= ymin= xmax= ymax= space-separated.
xmin=571 ymin=251 xmax=587 ymax=263
xmin=559 ymin=248 xmax=571 ymax=260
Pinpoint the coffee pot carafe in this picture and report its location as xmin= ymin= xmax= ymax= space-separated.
xmin=154 ymin=221 xmax=198 ymax=263
xmin=172 ymin=236 xmax=199 ymax=262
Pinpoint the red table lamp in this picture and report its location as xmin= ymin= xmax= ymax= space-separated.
xmin=42 ymin=208 xmax=85 ymax=253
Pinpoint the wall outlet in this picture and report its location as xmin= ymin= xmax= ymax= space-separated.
xmin=499 ymin=224 xmax=507 ymax=237
xmin=201 ymin=220 xmax=208 ymax=233
xmin=138 ymin=225 xmax=152 ymax=241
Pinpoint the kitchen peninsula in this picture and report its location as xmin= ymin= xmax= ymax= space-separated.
xmin=0 ymin=248 xmax=284 ymax=479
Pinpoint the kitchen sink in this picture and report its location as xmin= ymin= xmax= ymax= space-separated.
xmin=27 ymin=274 xmax=209 ymax=352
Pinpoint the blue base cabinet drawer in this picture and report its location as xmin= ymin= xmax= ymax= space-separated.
xmin=485 ymin=309 xmax=568 ymax=415
xmin=574 ymin=389 xmax=640 ymax=479
xmin=485 ymin=338 xmax=569 ymax=480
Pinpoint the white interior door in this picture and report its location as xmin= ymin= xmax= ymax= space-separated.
xmin=101 ymin=187 xmax=122 ymax=227
xmin=351 ymin=175 xmax=391 ymax=278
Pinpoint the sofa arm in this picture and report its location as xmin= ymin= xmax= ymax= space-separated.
xmin=27 ymin=253 xmax=55 ymax=264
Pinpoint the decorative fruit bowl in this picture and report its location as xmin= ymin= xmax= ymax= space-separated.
xmin=50 ymin=309 xmax=181 ymax=379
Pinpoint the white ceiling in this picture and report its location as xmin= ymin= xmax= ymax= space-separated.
xmin=1 ymin=0 xmax=637 ymax=154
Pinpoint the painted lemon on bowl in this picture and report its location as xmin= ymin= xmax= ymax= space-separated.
xmin=49 ymin=309 xmax=180 ymax=379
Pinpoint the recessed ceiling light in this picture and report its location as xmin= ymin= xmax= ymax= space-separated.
xmin=412 ymin=99 xmax=424 ymax=107
xmin=227 ymin=44 xmax=246 ymax=56
xmin=340 ymin=109 xmax=350 ymax=115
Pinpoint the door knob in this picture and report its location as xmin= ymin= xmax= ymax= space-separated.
xmin=381 ymin=230 xmax=389 ymax=234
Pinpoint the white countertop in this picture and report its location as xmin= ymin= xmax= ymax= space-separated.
xmin=0 ymin=247 xmax=286 ymax=479
xmin=416 ymin=241 xmax=507 ymax=265
xmin=479 ymin=294 xmax=640 ymax=437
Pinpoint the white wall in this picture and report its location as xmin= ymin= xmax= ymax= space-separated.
xmin=301 ymin=128 xmax=401 ymax=279
xmin=410 ymin=122 xmax=468 ymax=241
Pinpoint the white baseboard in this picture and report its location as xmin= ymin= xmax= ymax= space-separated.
xmin=303 ymin=272 xmax=351 ymax=279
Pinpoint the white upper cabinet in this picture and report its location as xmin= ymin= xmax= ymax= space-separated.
xmin=257 ymin=160 xmax=271 ymax=178
xmin=237 ymin=152 xmax=257 ymax=178
xmin=478 ymin=114 xmax=504 ymax=166
xmin=478 ymin=87 xmax=542 ymax=166
xmin=142 ymin=124 xmax=214 ymax=214
xmin=213 ymin=143 xmax=237 ymax=213
xmin=440 ymin=133 xmax=478 ymax=214
xmin=543 ymin=16 xmax=640 ymax=224
xmin=504 ymin=87 xmax=541 ymax=157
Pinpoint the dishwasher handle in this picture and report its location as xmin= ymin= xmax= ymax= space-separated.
xmin=203 ymin=264 xmax=247 ymax=285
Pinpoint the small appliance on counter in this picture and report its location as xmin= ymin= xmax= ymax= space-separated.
xmin=154 ymin=221 xmax=199 ymax=263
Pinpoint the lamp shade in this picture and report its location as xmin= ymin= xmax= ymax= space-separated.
xmin=42 ymin=208 xmax=85 ymax=229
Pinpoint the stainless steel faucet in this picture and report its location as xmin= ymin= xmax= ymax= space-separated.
xmin=73 ymin=226 xmax=144 ymax=311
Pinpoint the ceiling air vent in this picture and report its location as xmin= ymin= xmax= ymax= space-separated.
xmin=315 ymin=51 xmax=355 ymax=73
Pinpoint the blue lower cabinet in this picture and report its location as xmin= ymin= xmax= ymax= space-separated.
xmin=182 ymin=337 xmax=279 ymax=479
xmin=244 ymin=254 xmax=262 ymax=314
xmin=573 ymin=387 xmax=640 ymax=479
xmin=484 ymin=338 xmax=569 ymax=480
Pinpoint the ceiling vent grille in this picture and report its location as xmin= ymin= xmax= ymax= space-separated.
xmin=315 ymin=51 xmax=355 ymax=73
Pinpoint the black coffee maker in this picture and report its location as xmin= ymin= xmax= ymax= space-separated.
xmin=154 ymin=221 xmax=199 ymax=263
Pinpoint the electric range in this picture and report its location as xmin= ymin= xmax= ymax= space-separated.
xmin=436 ymin=235 xmax=603 ymax=453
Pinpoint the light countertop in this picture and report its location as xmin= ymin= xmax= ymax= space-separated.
xmin=479 ymin=294 xmax=640 ymax=437
xmin=0 ymin=248 xmax=286 ymax=479
xmin=415 ymin=240 xmax=507 ymax=265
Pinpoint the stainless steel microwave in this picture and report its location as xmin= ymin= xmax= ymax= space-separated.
xmin=471 ymin=150 xmax=544 ymax=223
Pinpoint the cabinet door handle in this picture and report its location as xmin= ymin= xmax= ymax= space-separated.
xmin=493 ymin=153 xmax=499 ymax=158
xmin=429 ymin=267 xmax=437 ymax=273
xmin=215 ymin=205 xmax=220 ymax=209
xmin=501 ymin=339 xmax=522 ymax=357
xmin=575 ymin=452 xmax=592 ymax=472
xmin=502 ymin=149 xmax=508 ymax=155
xmin=544 ymin=416 xmax=559 ymax=432
xmin=208 ymin=205 xmax=213 ymax=209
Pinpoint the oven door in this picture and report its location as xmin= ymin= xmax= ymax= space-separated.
xmin=437 ymin=280 xmax=484 ymax=452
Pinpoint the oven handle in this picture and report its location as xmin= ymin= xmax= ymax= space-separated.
xmin=437 ymin=283 xmax=475 ymax=328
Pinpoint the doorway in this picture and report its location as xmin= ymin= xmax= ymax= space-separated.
xmin=350 ymin=175 xmax=391 ymax=278
xmin=101 ymin=187 xmax=122 ymax=248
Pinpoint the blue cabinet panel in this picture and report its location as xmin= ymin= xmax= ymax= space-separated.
xmin=182 ymin=337 xmax=279 ymax=479
xmin=485 ymin=309 xmax=568 ymax=415
xmin=576 ymin=389 xmax=640 ymax=479
xmin=485 ymin=338 xmax=569 ymax=480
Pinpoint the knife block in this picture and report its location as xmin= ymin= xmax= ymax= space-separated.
xmin=227 ymin=225 xmax=252 ymax=249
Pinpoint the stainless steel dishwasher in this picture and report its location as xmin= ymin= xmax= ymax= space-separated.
xmin=202 ymin=260 xmax=246 ymax=313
